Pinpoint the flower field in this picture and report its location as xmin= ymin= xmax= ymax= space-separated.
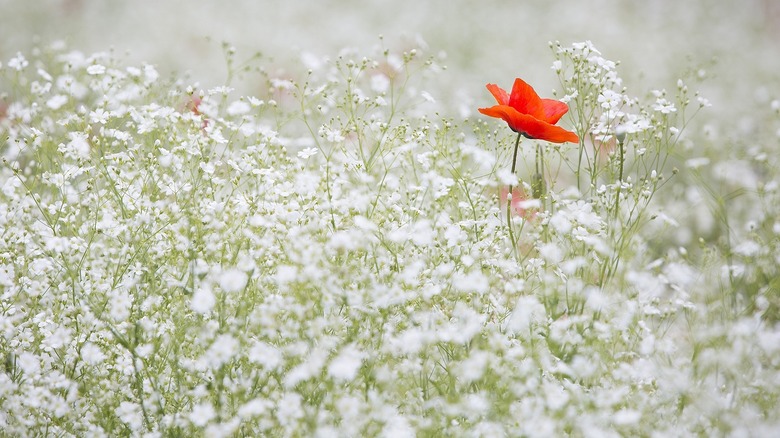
xmin=1 ymin=1 xmax=779 ymax=436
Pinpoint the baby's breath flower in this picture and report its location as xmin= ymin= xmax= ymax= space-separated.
xmin=7 ymin=52 xmax=29 ymax=71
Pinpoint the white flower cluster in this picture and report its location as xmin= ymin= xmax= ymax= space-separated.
xmin=0 ymin=41 xmax=778 ymax=437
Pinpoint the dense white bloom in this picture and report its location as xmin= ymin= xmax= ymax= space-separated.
xmin=191 ymin=285 xmax=216 ymax=314
xmin=0 ymin=39 xmax=777 ymax=436
xmin=248 ymin=341 xmax=282 ymax=369
xmin=189 ymin=402 xmax=216 ymax=427
xmin=206 ymin=334 xmax=239 ymax=367
xmin=218 ymin=268 xmax=248 ymax=292
xmin=59 ymin=132 xmax=91 ymax=160
xmin=116 ymin=401 xmax=144 ymax=430
xmin=381 ymin=414 xmax=414 ymax=438
xmin=80 ymin=342 xmax=106 ymax=365
xmin=505 ymin=295 xmax=546 ymax=334
xmin=238 ymin=399 xmax=270 ymax=419
xmin=276 ymin=265 xmax=298 ymax=286
xmin=276 ymin=393 xmax=304 ymax=427
xmin=17 ymin=352 xmax=41 ymax=376
xmin=227 ymin=100 xmax=251 ymax=115
xmin=458 ymin=350 xmax=489 ymax=382
xmin=46 ymin=95 xmax=68 ymax=110
xmin=86 ymin=64 xmax=106 ymax=75
xmin=653 ymin=98 xmax=676 ymax=114
xmin=328 ymin=344 xmax=365 ymax=381
xmin=297 ymin=147 xmax=319 ymax=159
xmin=7 ymin=52 xmax=28 ymax=71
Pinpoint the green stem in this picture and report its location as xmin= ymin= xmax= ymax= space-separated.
xmin=615 ymin=136 xmax=624 ymax=221
xmin=507 ymin=132 xmax=522 ymax=257
xmin=532 ymin=143 xmax=546 ymax=205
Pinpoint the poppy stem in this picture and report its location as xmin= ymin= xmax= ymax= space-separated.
xmin=507 ymin=132 xmax=522 ymax=257
xmin=510 ymin=132 xmax=521 ymax=175
xmin=532 ymin=143 xmax=546 ymax=202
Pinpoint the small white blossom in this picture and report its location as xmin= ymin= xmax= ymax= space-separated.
xmin=8 ymin=52 xmax=28 ymax=71
xmin=249 ymin=341 xmax=282 ymax=369
xmin=46 ymin=95 xmax=68 ymax=110
xmin=116 ymin=401 xmax=144 ymax=430
xmin=189 ymin=402 xmax=216 ymax=427
xmin=227 ymin=100 xmax=251 ymax=115
xmin=328 ymin=344 xmax=365 ymax=382
xmin=191 ymin=285 xmax=216 ymax=314
xmin=297 ymin=147 xmax=319 ymax=159
xmin=81 ymin=342 xmax=106 ymax=365
xmin=206 ymin=334 xmax=239 ymax=368
xmin=653 ymin=98 xmax=676 ymax=114
xmin=219 ymin=268 xmax=248 ymax=293
xmin=86 ymin=64 xmax=106 ymax=75
xmin=18 ymin=352 xmax=41 ymax=376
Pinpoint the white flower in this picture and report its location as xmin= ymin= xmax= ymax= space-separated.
xmin=8 ymin=52 xmax=28 ymax=71
xmin=143 ymin=64 xmax=159 ymax=85
xmin=612 ymin=409 xmax=641 ymax=425
xmin=371 ymin=74 xmax=390 ymax=93
xmin=191 ymin=285 xmax=216 ymax=314
xmin=505 ymin=295 xmax=546 ymax=334
xmin=226 ymin=100 xmax=251 ymax=116
xmin=189 ymin=402 xmax=216 ymax=427
xmin=276 ymin=265 xmax=298 ymax=286
xmin=319 ymin=126 xmax=345 ymax=143
xmin=218 ymin=268 xmax=248 ymax=293
xmin=116 ymin=401 xmax=143 ymax=430
xmin=381 ymin=414 xmax=414 ymax=438
xmin=276 ymin=393 xmax=304 ymax=426
xmin=110 ymin=290 xmax=132 ymax=322
xmin=37 ymin=68 xmax=53 ymax=82
xmin=598 ymin=89 xmax=623 ymax=109
xmin=90 ymin=108 xmax=109 ymax=124
xmin=206 ymin=334 xmax=239 ymax=368
xmin=199 ymin=161 xmax=215 ymax=175
xmin=46 ymin=95 xmax=68 ymax=110
xmin=420 ymin=91 xmax=435 ymax=103
xmin=81 ymin=342 xmax=106 ymax=365
xmin=86 ymin=64 xmax=106 ymax=75
xmin=685 ymin=157 xmax=710 ymax=169
xmin=238 ymin=399 xmax=269 ymax=419
xmin=59 ymin=131 xmax=91 ymax=160
xmin=458 ymin=350 xmax=489 ymax=382
xmin=297 ymin=147 xmax=319 ymax=159
xmin=18 ymin=352 xmax=41 ymax=376
xmin=301 ymin=51 xmax=324 ymax=70
xmin=452 ymin=270 xmax=489 ymax=294
xmin=248 ymin=341 xmax=282 ymax=369
xmin=328 ymin=344 xmax=365 ymax=382
xmin=538 ymin=242 xmax=564 ymax=264
xmin=653 ymin=98 xmax=676 ymax=114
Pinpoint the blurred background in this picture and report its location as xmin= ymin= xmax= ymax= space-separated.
xmin=1 ymin=0 xmax=778 ymax=131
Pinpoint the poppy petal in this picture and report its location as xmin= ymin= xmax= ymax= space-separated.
xmin=486 ymin=83 xmax=510 ymax=106
xmin=524 ymin=121 xmax=580 ymax=144
xmin=479 ymin=105 xmax=579 ymax=144
xmin=508 ymin=78 xmax=545 ymax=119
xmin=540 ymin=99 xmax=569 ymax=124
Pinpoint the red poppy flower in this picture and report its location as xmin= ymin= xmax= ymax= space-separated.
xmin=479 ymin=78 xmax=579 ymax=144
